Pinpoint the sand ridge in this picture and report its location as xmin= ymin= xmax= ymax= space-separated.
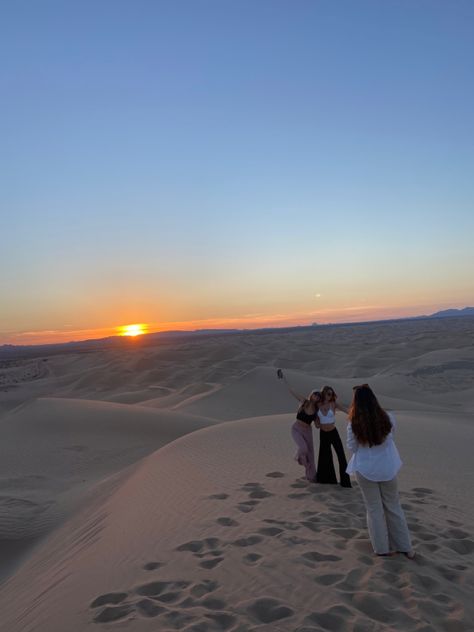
xmin=1 ymin=317 xmax=473 ymax=416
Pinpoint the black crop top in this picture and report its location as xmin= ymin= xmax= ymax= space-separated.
xmin=296 ymin=406 xmax=317 ymax=425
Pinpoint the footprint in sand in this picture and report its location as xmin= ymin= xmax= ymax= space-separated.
xmin=136 ymin=579 xmax=190 ymax=603
xmin=204 ymin=612 xmax=236 ymax=630
xmin=262 ymin=518 xmax=300 ymax=531
xmin=243 ymin=552 xmax=262 ymax=565
xmin=290 ymin=481 xmax=309 ymax=489
xmin=89 ymin=592 xmax=136 ymax=624
xmin=420 ymin=542 xmax=440 ymax=553
xmin=336 ymin=568 xmax=365 ymax=592
xmin=208 ymin=493 xmax=229 ymax=500
xmin=313 ymin=573 xmax=345 ymax=586
xmin=243 ymin=597 xmax=294 ymax=624
xmin=175 ymin=538 xmax=225 ymax=570
xmin=241 ymin=482 xmax=273 ymax=500
xmin=300 ymin=519 xmax=322 ymax=534
xmin=415 ymin=574 xmax=440 ymax=591
xmin=257 ymin=526 xmax=283 ymax=537
xmin=232 ymin=535 xmax=264 ymax=548
xmin=444 ymin=527 xmax=470 ymax=539
xmin=90 ymin=590 xmax=166 ymax=623
xmin=304 ymin=604 xmax=352 ymax=630
xmin=237 ymin=500 xmax=260 ymax=513
xmin=135 ymin=599 xmax=167 ymax=618
xmin=417 ymin=531 xmax=438 ymax=541
xmin=301 ymin=550 xmax=342 ymax=564
xmin=265 ymin=471 xmax=285 ymax=478
xmin=93 ymin=604 xmax=134 ymax=623
xmin=143 ymin=561 xmax=164 ymax=571
xmin=282 ymin=535 xmax=312 ymax=546
xmin=216 ymin=517 xmax=239 ymax=527
xmin=90 ymin=592 xmax=128 ymax=608
xmin=445 ymin=539 xmax=474 ymax=555
xmin=408 ymin=522 xmax=423 ymax=532
xmin=249 ymin=489 xmax=273 ymax=499
xmin=199 ymin=557 xmax=224 ymax=569
xmin=162 ymin=610 xmax=196 ymax=629
xmin=190 ymin=580 xmax=219 ymax=598
xmin=352 ymin=593 xmax=417 ymax=627
xmin=91 ymin=577 xmax=236 ymax=627
xmin=411 ymin=487 xmax=434 ymax=496
xmin=176 ymin=537 xmax=223 ymax=557
xmin=330 ymin=528 xmax=359 ymax=539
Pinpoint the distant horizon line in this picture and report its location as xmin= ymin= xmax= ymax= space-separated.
xmin=1 ymin=306 xmax=473 ymax=351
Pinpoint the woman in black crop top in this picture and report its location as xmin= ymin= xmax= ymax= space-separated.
xmin=278 ymin=369 xmax=321 ymax=482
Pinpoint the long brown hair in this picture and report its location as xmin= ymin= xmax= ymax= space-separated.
xmin=298 ymin=390 xmax=321 ymax=413
xmin=348 ymin=385 xmax=392 ymax=447
xmin=320 ymin=385 xmax=336 ymax=403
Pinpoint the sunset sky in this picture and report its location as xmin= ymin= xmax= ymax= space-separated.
xmin=1 ymin=1 xmax=473 ymax=345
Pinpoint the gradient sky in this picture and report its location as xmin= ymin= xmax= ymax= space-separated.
xmin=1 ymin=1 xmax=473 ymax=344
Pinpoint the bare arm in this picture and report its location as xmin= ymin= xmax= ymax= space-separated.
xmin=277 ymin=369 xmax=305 ymax=403
xmin=335 ymin=402 xmax=349 ymax=414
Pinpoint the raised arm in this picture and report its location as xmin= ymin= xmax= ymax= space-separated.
xmin=277 ymin=369 xmax=305 ymax=403
xmin=335 ymin=401 xmax=349 ymax=414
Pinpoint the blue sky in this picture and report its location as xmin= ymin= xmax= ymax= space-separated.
xmin=1 ymin=1 xmax=473 ymax=343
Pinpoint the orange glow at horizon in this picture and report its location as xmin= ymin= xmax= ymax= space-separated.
xmin=117 ymin=323 xmax=148 ymax=337
xmin=2 ymin=299 xmax=465 ymax=346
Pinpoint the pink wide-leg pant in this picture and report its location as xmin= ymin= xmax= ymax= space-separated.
xmin=291 ymin=421 xmax=316 ymax=481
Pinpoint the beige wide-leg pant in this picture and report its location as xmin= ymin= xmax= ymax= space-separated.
xmin=356 ymin=473 xmax=412 ymax=554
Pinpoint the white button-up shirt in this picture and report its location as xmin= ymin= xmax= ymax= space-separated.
xmin=346 ymin=413 xmax=402 ymax=481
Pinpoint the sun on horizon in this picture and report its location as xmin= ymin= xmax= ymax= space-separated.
xmin=117 ymin=323 xmax=148 ymax=337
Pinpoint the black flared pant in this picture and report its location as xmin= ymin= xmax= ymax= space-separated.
xmin=316 ymin=428 xmax=352 ymax=488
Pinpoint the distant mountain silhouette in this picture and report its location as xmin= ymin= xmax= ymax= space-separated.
xmin=425 ymin=307 xmax=474 ymax=318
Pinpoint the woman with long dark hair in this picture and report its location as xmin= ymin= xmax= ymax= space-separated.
xmin=315 ymin=386 xmax=352 ymax=488
xmin=277 ymin=369 xmax=320 ymax=482
xmin=346 ymin=384 xmax=415 ymax=558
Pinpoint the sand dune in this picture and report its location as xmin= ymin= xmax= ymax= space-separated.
xmin=0 ymin=317 xmax=473 ymax=631
xmin=0 ymin=397 xmax=216 ymax=582
xmin=0 ymin=415 xmax=473 ymax=631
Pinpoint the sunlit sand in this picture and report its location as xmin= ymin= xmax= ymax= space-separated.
xmin=0 ymin=316 xmax=473 ymax=631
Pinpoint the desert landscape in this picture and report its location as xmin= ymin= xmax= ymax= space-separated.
xmin=0 ymin=316 xmax=473 ymax=632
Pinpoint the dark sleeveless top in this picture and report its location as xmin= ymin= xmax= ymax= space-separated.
xmin=296 ymin=402 xmax=317 ymax=425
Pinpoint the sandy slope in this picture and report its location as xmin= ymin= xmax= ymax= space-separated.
xmin=0 ymin=317 xmax=473 ymax=631
xmin=0 ymin=398 xmax=216 ymax=582
xmin=0 ymin=415 xmax=473 ymax=632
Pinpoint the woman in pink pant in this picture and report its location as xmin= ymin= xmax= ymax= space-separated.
xmin=278 ymin=369 xmax=321 ymax=482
